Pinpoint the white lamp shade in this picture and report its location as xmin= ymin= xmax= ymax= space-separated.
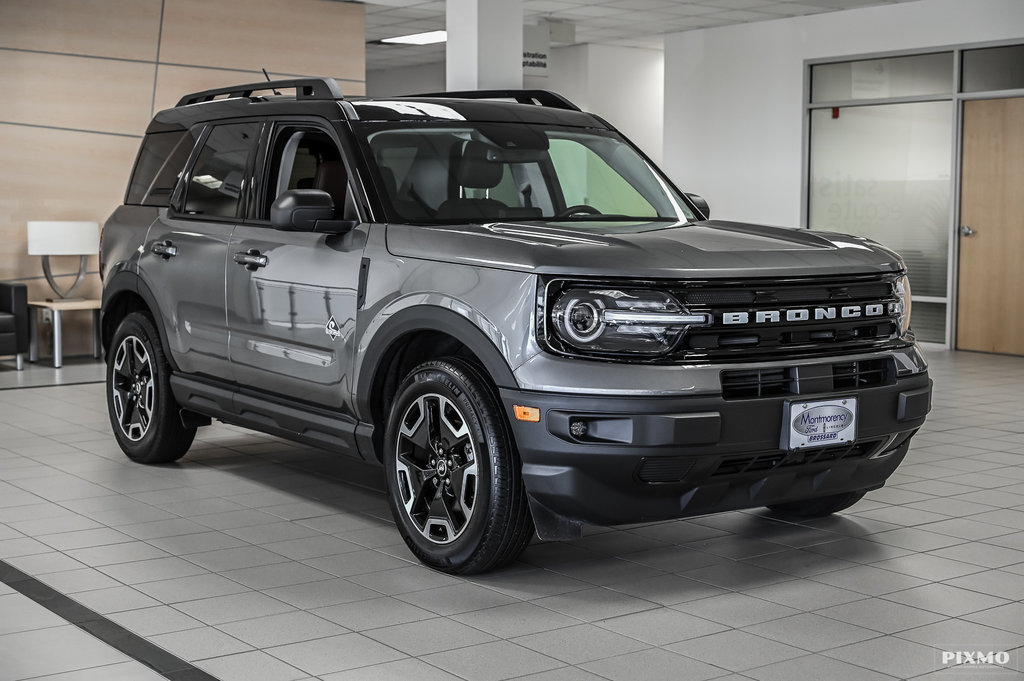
xmin=27 ymin=221 xmax=100 ymax=256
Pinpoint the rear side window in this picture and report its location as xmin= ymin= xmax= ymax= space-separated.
xmin=125 ymin=130 xmax=197 ymax=206
xmin=182 ymin=122 xmax=260 ymax=219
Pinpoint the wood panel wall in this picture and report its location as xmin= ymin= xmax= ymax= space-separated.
xmin=0 ymin=0 xmax=365 ymax=359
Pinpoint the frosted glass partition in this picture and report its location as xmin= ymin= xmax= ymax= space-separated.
xmin=906 ymin=301 xmax=946 ymax=347
xmin=811 ymin=53 xmax=953 ymax=103
xmin=808 ymin=102 xmax=952 ymax=342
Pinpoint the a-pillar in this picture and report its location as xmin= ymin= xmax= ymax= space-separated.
xmin=446 ymin=0 xmax=523 ymax=90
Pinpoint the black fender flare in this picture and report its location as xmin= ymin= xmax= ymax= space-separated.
xmin=354 ymin=305 xmax=519 ymax=422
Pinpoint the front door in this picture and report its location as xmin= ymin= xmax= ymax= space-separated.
xmin=957 ymin=97 xmax=1024 ymax=355
xmin=226 ymin=123 xmax=364 ymax=414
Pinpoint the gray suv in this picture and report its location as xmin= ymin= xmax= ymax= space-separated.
xmin=101 ymin=78 xmax=931 ymax=573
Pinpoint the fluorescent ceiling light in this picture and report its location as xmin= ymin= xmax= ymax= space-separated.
xmin=380 ymin=30 xmax=447 ymax=45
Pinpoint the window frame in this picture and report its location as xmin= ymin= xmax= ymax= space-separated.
xmin=249 ymin=118 xmax=355 ymax=226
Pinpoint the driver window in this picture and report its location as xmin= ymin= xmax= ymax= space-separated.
xmin=264 ymin=126 xmax=353 ymax=220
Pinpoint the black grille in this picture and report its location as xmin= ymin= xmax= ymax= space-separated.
xmin=636 ymin=456 xmax=695 ymax=483
xmin=721 ymin=357 xmax=896 ymax=399
xmin=712 ymin=439 xmax=882 ymax=477
xmin=669 ymin=274 xmax=905 ymax=362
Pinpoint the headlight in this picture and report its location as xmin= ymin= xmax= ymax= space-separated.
xmin=548 ymin=287 xmax=710 ymax=356
xmin=891 ymin=274 xmax=912 ymax=338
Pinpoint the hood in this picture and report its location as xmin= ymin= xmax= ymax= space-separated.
xmin=385 ymin=219 xmax=904 ymax=279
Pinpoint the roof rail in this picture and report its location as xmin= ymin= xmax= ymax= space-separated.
xmin=412 ymin=89 xmax=581 ymax=112
xmin=175 ymin=78 xmax=344 ymax=107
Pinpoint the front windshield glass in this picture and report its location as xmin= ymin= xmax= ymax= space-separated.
xmin=359 ymin=123 xmax=695 ymax=224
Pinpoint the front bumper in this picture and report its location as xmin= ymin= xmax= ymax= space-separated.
xmin=501 ymin=370 xmax=931 ymax=538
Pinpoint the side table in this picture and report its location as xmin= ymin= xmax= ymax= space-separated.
xmin=28 ymin=299 xmax=102 ymax=369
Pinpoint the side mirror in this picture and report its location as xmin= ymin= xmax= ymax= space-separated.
xmin=685 ymin=193 xmax=710 ymax=220
xmin=271 ymin=189 xmax=355 ymax=234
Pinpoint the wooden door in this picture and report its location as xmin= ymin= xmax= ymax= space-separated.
xmin=957 ymin=97 xmax=1024 ymax=355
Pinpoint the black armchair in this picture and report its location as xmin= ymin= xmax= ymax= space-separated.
xmin=0 ymin=282 xmax=28 ymax=370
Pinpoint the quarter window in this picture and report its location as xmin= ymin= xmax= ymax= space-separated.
xmin=126 ymin=129 xmax=198 ymax=207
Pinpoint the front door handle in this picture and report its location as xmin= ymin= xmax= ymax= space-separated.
xmin=151 ymin=240 xmax=178 ymax=258
xmin=959 ymin=225 xmax=977 ymax=237
xmin=233 ymin=249 xmax=269 ymax=271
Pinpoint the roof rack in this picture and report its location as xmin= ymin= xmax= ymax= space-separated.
xmin=176 ymin=78 xmax=344 ymax=107
xmin=412 ymin=89 xmax=581 ymax=112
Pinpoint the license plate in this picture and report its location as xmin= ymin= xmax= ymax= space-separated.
xmin=782 ymin=397 xmax=857 ymax=450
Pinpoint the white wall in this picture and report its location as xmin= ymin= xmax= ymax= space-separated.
xmin=368 ymin=42 xmax=665 ymax=163
xmin=528 ymin=43 xmax=665 ymax=163
xmin=366 ymin=62 xmax=445 ymax=97
xmin=663 ymin=0 xmax=1024 ymax=226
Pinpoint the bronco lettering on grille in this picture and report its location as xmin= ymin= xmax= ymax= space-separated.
xmin=721 ymin=304 xmax=887 ymax=325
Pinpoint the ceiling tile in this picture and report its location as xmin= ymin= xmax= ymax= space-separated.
xmin=696 ymin=0 xmax=774 ymax=9
xmin=363 ymin=0 xmax=920 ymax=71
xmin=705 ymin=8 xmax=781 ymax=21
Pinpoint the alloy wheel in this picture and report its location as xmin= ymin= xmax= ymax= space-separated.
xmin=111 ymin=335 xmax=155 ymax=442
xmin=394 ymin=393 xmax=479 ymax=544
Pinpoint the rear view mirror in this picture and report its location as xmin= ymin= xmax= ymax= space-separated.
xmin=271 ymin=189 xmax=355 ymax=234
xmin=685 ymin=193 xmax=710 ymax=219
xmin=481 ymin=146 xmax=549 ymax=163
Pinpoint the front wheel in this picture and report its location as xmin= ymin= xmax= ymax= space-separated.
xmin=106 ymin=312 xmax=195 ymax=464
xmin=383 ymin=358 xmax=534 ymax=574
xmin=767 ymin=490 xmax=867 ymax=518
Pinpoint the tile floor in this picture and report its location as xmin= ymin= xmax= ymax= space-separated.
xmin=0 ymin=350 xmax=1023 ymax=681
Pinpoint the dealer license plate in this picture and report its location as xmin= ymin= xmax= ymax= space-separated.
xmin=782 ymin=397 xmax=857 ymax=450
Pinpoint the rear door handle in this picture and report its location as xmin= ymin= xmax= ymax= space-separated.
xmin=234 ymin=249 xmax=269 ymax=271
xmin=151 ymin=240 xmax=178 ymax=258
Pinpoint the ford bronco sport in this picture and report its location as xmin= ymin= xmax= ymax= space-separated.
xmin=101 ymin=78 xmax=931 ymax=573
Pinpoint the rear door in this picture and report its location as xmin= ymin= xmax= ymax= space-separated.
xmin=226 ymin=121 xmax=364 ymax=413
xmin=141 ymin=121 xmax=262 ymax=377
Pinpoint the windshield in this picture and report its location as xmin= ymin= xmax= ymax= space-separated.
xmin=358 ymin=123 xmax=696 ymax=224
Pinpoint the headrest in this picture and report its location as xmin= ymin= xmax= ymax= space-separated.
xmin=314 ymin=160 xmax=348 ymax=209
xmin=456 ymin=141 xmax=503 ymax=189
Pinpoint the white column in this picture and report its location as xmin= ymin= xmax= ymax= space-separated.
xmin=446 ymin=0 xmax=523 ymax=90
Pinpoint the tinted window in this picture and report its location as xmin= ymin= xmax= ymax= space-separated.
xmin=962 ymin=45 xmax=1024 ymax=92
xmin=125 ymin=130 xmax=198 ymax=206
xmin=182 ymin=122 xmax=260 ymax=219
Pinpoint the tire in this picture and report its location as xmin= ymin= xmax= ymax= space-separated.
xmin=106 ymin=312 xmax=195 ymax=464
xmin=383 ymin=358 xmax=534 ymax=574
xmin=767 ymin=490 xmax=867 ymax=518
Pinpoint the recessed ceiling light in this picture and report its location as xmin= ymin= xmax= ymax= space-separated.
xmin=379 ymin=30 xmax=447 ymax=45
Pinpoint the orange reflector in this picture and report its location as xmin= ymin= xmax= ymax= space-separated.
xmin=514 ymin=405 xmax=541 ymax=422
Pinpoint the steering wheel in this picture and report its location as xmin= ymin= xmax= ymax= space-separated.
xmin=555 ymin=204 xmax=603 ymax=218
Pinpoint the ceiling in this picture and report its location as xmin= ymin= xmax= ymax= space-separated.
xmin=364 ymin=0 xmax=923 ymax=71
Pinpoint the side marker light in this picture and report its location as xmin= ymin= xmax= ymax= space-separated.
xmin=514 ymin=405 xmax=541 ymax=422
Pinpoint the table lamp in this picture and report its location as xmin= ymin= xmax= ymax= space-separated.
xmin=26 ymin=221 xmax=100 ymax=299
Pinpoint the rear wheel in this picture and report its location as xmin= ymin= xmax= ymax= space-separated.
xmin=106 ymin=312 xmax=195 ymax=464
xmin=383 ymin=358 xmax=534 ymax=574
xmin=767 ymin=490 xmax=867 ymax=518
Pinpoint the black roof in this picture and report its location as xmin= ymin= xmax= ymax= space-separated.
xmin=147 ymin=77 xmax=606 ymax=133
